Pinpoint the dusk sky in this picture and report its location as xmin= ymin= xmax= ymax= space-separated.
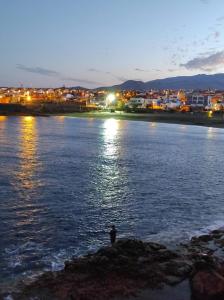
xmin=1 ymin=0 xmax=224 ymax=88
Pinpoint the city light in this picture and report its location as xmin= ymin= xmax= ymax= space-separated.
xmin=106 ymin=93 xmax=116 ymax=106
xmin=208 ymin=111 xmax=213 ymax=118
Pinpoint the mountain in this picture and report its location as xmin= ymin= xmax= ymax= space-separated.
xmin=97 ymin=74 xmax=224 ymax=91
xmin=69 ymin=86 xmax=90 ymax=90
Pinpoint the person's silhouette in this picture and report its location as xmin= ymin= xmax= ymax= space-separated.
xmin=109 ymin=225 xmax=117 ymax=245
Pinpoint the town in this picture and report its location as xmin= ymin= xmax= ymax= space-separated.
xmin=1 ymin=86 xmax=224 ymax=115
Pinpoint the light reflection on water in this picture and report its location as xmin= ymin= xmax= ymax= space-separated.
xmin=103 ymin=118 xmax=120 ymax=157
xmin=11 ymin=117 xmax=44 ymax=255
xmin=15 ymin=116 xmax=40 ymax=190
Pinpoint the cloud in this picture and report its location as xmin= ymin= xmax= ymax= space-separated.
xmin=214 ymin=31 xmax=220 ymax=39
xmin=17 ymin=64 xmax=60 ymax=77
xmin=105 ymin=72 xmax=128 ymax=82
xmin=216 ymin=16 xmax=224 ymax=22
xmin=180 ymin=50 xmax=224 ymax=71
xmin=135 ymin=68 xmax=149 ymax=72
xmin=17 ymin=64 xmax=102 ymax=86
xmin=88 ymin=68 xmax=101 ymax=72
xmin=114 ymin=75 xmax=128 ymax=82
xmin=62 ymin=77 xmax=101 ymax=85
xmin=198 ymin=50 xmax=216 ymax=56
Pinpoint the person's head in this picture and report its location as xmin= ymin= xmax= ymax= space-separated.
xmin=111 ymin=225 xmax=115 ymax=229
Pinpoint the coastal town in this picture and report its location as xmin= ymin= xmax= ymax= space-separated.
xmin=1 ymin=86 xmax=224 ymax=114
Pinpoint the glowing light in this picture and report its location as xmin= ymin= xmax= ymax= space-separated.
xmin=106 ymin=93 xmax=116 ymax=106
xmin=15 ymin=117 xmax=40 ymax=190
xmin=208 ymin=111 xmax=213 ymax=118
xmin=55 ymin=116 xmax=65 ymax=122
xmin=150 ymin=122 xmax=157 ymax=127
xmin=207 ymin=127 xmax=216 ymax=139
xmin=0 ymin=116 xmax=7 ymax=122
xmin=104 ymin=119 xmax=119 ymax=138
xmin=103 ymin=119 xmax=120 ymax=157
xmin=26 ymin=95 xmax=32 ymax=101
xmin=23 ymin=116 xmax=34 ymax=122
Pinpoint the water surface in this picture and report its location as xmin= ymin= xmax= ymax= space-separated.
xmin=0 ymin=116 xmax=224 ymax=289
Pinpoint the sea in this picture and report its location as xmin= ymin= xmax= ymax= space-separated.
xmin=1 ymin=115 xmax=224 ymax=293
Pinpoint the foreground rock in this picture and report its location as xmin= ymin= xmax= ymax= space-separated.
xmin=187 ymin=229 xmax=224 ymax=300
xmin=5 ymin=229 xmax=224 ymax=300
xmin=7 ymin=239 xmax=193 ymax=300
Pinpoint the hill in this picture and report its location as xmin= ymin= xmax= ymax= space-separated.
xmin=97 ymin=73 xmax=224 ymax=91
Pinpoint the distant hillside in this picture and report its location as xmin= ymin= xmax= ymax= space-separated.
xmin=97 ymin=74 xmax=224 ymax=91
xmin=70 ymin=86 xmax=90 ymax=90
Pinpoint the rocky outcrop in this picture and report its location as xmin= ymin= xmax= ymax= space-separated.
xmin=8 ymin=239 xmax=193 ymax=300
xmin=5 ymin=228 xmax=224 ymax=300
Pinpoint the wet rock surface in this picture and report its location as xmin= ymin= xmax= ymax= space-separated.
xmin=3 ymin=229 xmax=224 ymax=300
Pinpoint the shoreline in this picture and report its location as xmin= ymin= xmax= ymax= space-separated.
xmin=1 ymin=111 xmax=224 ymax=129
xmin=4 ymin=228 xmax=224 ymax=300
xmin=63 ymin=111 xmax=224 ymax=129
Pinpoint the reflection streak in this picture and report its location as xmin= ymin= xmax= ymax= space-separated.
xmin=14 ymin=117 xmax=43 ymax=227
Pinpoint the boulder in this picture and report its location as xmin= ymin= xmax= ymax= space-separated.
xmin=165 ymin=275 xmax=184 ymax=285
xmin=161 ymin=259 xmax=193 ymax=277
xmin=96 ymin=246 xmax=119 ymax=257
xmin=154 ymin=249 xmax=179 ymax=262
xmin=191 ymin=235 xmax=213 ymax=244
xmin=215 ymin=239 xmax=224 ymax=248
xmin=191 ymin=269 xmax=224 ymax=300
xmin=145 ymin=242 xmax=166 ymax=252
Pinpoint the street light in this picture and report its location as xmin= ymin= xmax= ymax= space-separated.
xmin=106 ymin=93 xmax=116 ymax=107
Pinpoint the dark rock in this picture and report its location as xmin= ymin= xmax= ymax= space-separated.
xmin=137 ymin=256 xmax=153 ymax=264
xmin=165 ymin=275 xmax=183 ymax=285
xmin=215 ymin=239 xmax=224 ymax=248
xmin=191 ymin=269 xmax=224 ymax=300
xmin=96 ymin=246 xmax=118 ymax=258
xmin=114 ymin=239 xmax=146 ymax=257
xmin=161 ymin=259 xmax=193 ymax=277
xmin=211 ymin=229 xmax=224 ymax=235
xmin=191 ymin=235 xmax=213 ymax=243
xmin=154 ymin=249 xmax=179 ymax=262
xmin=16 ymin=235 xmax=224 ymax=300
xmin=145 ymin=242 xmax=166 ymax=251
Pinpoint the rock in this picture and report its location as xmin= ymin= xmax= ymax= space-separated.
xmin=16 ymin=237 xmax=224 ymax=300
xmin=88 ymin=255 xmax=110 ymax=268
xmin=191 ymin=235 xmax=213 ymax=243
xmin=215 ymin=239 xmax=224 ymax=248
xmin=154 ymin=249 xmax=179 ymax=262
xmin=161 ymin=259 xmax=193 ymax=277
xmin=191 ymin=253 xmax=218 ymax=273
xmin=96 ymin=246 xmax=118 ymax=258
xmin=117 ymin=255 xmax=131 ymax=264
xmin=137 ymin=256 xmax=153 ymax=264
xmin=165 ymin=275 xmax=183 ymax=285
xmin=191 ymin=269 xmax=224 ymax=300
xmin=211 ymin=230 xmax=224 ymax=239
xmin=211 ymin=229 xmax=224 ymax=235
xmin=145 ymin=242 xmax=166 ymax=251
xmin=114 ymin=239 xmax=146 ymax=257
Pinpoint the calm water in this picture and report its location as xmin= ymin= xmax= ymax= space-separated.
xmin=1 ymin=116 xmax=224 ymax=290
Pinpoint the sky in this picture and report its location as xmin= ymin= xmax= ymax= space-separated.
xmin=1 ymin=0 xmax=224 ymax=88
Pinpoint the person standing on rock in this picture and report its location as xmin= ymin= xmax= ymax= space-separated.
xmin=109 ymin=225 xmax=117 ymax=245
